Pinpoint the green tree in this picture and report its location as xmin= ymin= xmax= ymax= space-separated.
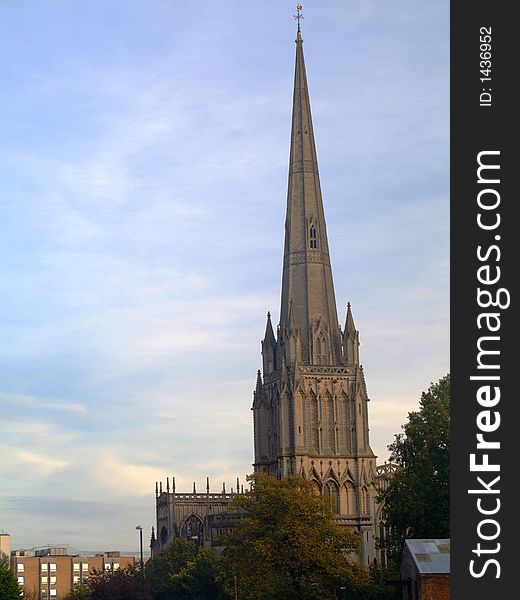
xmin=223 ymin=472 xmax=369 ymax=600
xmin=144 ymin=537 xmax=197 ymax=599
xmin=0 ymin=560 xmax=23 ymax=600
xmin=378 ymin=374 xmax=450 ymax=562
xmin=169 ymin=549 xmax=229 ymax=600
xmin=64 ymin=566 xmax=152 ymax=600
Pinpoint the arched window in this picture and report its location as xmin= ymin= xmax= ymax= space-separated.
xmin=180 ymin=514 xmax=204 ymax=546
xmin=323 ymin=480 xmax=340 ymax=514
xmin=311 ymin=479 xmax=322 ymax=497
xmin=315 ymin=334 xmax=327 ymax=365
xmin=320 ymin=336 xmax=327 ymax=355
xmin=309 ymin=225 xmax=317 ymax=248
xmin=343 ymin=480 xmax=355 ymax=514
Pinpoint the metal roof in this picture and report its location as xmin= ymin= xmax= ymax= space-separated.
xmin=403 ymin=539 xmax=450 ymax=574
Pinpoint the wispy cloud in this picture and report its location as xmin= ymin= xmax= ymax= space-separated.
xmin=15 ymin=450 xmax=68 ymax=471
xmin=0 ymin=392 xmax=86 ymax=414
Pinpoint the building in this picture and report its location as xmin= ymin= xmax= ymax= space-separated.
xmin=374 ymin=462 xmax=398 ymax=567
xmin=153 ymin=18 xmax=383 ymax=565
xmin=251 ymin=20 xmax=378 ymax=566
xmin=10 ymin=547 xmax=135 ymax=599
xmin=0 ymin=532 xmax=11 ymax=563
xmin=400 ymin=539 xmax=450 ymax=600
xmin=153 ymin=478 xmax=243 ymax=553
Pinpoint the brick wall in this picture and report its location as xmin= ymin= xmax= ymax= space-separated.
xmin=421 ymin=575 xmax=450 ymax=600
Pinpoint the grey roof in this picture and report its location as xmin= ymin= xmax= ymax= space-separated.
xmin=403 ymin=539 xmax=450 ymax=574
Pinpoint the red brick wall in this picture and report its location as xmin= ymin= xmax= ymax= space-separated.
xmin=420 ymin=575 xmax=450 ymax=600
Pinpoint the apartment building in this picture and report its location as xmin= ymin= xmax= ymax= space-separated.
xmin=10 ymin=547 xmax=135 ymax=599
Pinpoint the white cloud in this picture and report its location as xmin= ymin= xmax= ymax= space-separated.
xmin=12 ymin=449 xmax=69 ymax=476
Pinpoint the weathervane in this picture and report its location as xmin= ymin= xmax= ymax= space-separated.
xmin=294 ymin=4 xmax=303 ymax=32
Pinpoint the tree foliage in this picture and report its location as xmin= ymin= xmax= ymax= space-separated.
xmin=64 ymin=566 xmax=152 ymax=600
xmin=378 ymin=374 xmax=450 ymax=562
xmin=144 ymin=538 xmax=198 ymax=599
xmin=223 ymin=472 xmax=369 ymax=600
xmin=0 ymin=560 xmax=23 ymax=600
xmin=166 ymin=549 xmax=228 ymax=600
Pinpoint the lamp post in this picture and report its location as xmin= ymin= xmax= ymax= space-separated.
xmin=135 ymin=525 xmax=144 ymax=574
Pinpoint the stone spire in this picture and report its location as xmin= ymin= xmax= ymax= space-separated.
xmin=280 ymin=25 xmax=342 ymax=365
xmin=261 ymin=312 xmax=277 ymax=375
xmin=344 ymin=302 xmax=360 ymax=366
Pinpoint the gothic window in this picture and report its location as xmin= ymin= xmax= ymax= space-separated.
xmin=324 ymin=480 xmax=340 ymax=514
xmin=309 ymin=224 xmax=317 ymax=248
xmin=180 ymin=514 xmax=204 ymax=546
xmin=321 ymin=392 xmax=334 ymax=452
xmin=311 ymin=479 xmax=322 ymax=496
xmin=310 ymin=391 xmax=319 ymax=451
xmin=343 ymin=480 xmax=355 ymax=514
xmin=321 ymin=336 xmax=327 ymax=354
xmin=315 ymin=333 xmax=327 ymax=365
xmin=317 ymin=335 xmax=327 ymax=356
xmin=337 ymin=393 xmax=348 ymax=451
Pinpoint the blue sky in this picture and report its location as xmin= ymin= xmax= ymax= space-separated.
xmin=0 ymin=1 xmax=449 ymax=552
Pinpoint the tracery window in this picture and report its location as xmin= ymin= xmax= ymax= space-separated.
xmin=181 ymin=514 xmax=204 ymax=546
xmin=323 ymin=480 xmax=340 ymax=514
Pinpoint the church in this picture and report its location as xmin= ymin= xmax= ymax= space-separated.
xmin=151 ymin=15 xmax=388 ymax=567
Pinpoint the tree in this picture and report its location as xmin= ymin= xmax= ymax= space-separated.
xmin=64 ymin=566 xmax=152 ymax=600
xmin=144 ymin=539 xmax=229 ymax=600
xmin=63 ymin=583 xmax=93 ymax=600
xmin=0 ymin=560 xmax=23 ymax=600
xmin=378 ymin=374 xmax=450 ymax=563
xmin=144 ymin=537 xmax=198 ymax=599
xmin=223 ymin=472 xmax=369 ymax=600
xmin=168 ymin=549 xmax=229 ymax=600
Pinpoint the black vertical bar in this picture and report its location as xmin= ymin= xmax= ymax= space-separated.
xmin=451 ymin=1 xmax=515 ymax=597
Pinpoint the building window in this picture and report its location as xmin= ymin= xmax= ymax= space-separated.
xmin=81 ymin=562 xmax=89 ymax=571
xmin=17 ymin=563 xmax=24 ymax=572
xmin=113 ymin=563 xmax=120 ymax=570
xmin=41 ymin=576 xmax=48 ymax=584
xmin=49 ymin=564 xmax=56 ymax=571
xmin=17 ymin=576 xmax=24 ymax=585
xmin=50 ymin=576 xmax=57 ymax=584
xmin=50 ymin=591 xmax=57 ymax=598
xmin=73 ymin=576 xmax=80 ymax=584
xmin=309 ymin=225 xmax=317 ymax=248
xmin=41 ymin=564 xmax=48 ymax=572
xmin=323 ymin=480 xmax=340 ymax=514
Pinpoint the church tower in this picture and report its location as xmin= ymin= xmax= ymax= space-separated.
xmin=252 ymin=14 xmax=378 ymax=564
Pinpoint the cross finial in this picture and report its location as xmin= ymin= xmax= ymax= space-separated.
xmin=294 ymin=4 xmax=303 ymax=32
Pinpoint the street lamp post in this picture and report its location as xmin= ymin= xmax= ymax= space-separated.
xmin=136 ymin=525 xmax=144 ymax=574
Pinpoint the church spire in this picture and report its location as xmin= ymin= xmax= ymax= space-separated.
xmin=280 ymin=16 xmax=342 ymax=365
